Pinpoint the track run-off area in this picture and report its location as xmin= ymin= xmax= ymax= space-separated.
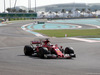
xmin=21 ymin=18 xmax=100 ymax=42
xmin=0 ymin=19 xmax=100 ymax=75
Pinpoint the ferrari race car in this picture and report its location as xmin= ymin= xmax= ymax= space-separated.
xmin=24 ymin=38 xmax=76 ymax=59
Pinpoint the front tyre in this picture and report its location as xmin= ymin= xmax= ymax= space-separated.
xmin=39 ymin=47 xmax=49 ymax=59
xmin=24 ymin=45 xmax=33 ymax=56
xmin=65 ymin=47 xmax=76 ymax=58
xmin=38 ymin=48 xmax=44 ymax=58
xmin=65 ymin=47 xmax=74 ymax=54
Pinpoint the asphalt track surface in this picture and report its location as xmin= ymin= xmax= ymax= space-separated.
xmin=0 ymin=20 xmax=100 ymax=75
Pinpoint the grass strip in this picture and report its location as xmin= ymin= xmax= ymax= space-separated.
xmin=34 ymin=29 xmax=100 ymax=38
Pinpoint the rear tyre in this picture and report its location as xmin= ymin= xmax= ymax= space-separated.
xmin=24 ymin=45 xmax=33 ymax=56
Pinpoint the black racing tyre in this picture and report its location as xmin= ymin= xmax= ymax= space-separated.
xmin=38 ymin=47 xmax=49 ymax=58
xmin=24 ymin=45 xmax=33 ymax=56
xmin=39 ymin=47 xmax=44 ymax=58
xmin=65 ymin=47 xmax=74 ymax=54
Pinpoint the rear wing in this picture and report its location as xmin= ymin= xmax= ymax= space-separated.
xmin=31 ymin=41 xmax=41 ymax=44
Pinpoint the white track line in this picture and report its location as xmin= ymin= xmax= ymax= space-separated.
xmin=21 ymin=23 xmax=44 ymax=37
xmin=68 ymin=38 xmax=100 ymax=43
xmin=86 ymin=24 xmax=100 ymax=28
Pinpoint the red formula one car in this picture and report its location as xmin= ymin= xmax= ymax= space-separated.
xmin=24 ymin=38 xmax=76 ymax=59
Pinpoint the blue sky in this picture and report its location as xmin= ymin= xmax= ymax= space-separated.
xmin=0 ymin=0 xmax=100 ymax=12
